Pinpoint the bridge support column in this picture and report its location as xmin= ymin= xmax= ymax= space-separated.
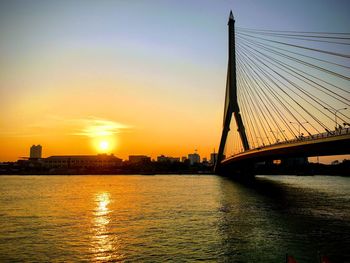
xmin=215 ymin=11 xmax=250 ymax=173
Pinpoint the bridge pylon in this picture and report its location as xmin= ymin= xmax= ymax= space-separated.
xmin=215 ymin=11 xmax=250 ymax=173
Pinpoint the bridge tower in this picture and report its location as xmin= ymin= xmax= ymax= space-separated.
xmin=215 ymin=11 xmax=250 ymax=172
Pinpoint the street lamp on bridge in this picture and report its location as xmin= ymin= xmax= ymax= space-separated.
xmin=290 ymin=121 xmax=308 ymax=138
xmin=324 ymin=107 xmax=347 ymax=130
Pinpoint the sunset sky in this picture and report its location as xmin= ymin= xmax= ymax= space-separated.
xmin=1 ymin=0 xmax=349 ymax=162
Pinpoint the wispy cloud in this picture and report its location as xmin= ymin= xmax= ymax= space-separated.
xmin=72 ymin=117 xmax=131 ymax=137
xmin=0 ymin=116 xmax=131 ymax=138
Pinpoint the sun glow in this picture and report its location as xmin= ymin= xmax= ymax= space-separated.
xmin=77 ymin=118 xmax=124 ymax=154
xmin=94 ymin=138 xmax=116 ymax=153
xmin=91 ymin=136 xmax=117 ymax=154
xmin=99 ymin=141 xmax=109 ymax=151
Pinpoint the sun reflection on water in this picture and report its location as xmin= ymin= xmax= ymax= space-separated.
xmin=91 ymin=192 xmax=124 ymax=262
xmin=97 ymin=192 xmax=110 ymax=216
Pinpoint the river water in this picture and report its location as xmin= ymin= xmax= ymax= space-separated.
xmin=0 ymin=175 xmax=349 ymax=262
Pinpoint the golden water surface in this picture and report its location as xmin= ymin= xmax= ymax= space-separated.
xmin=0 ymin=175 xmax=349 ymax=262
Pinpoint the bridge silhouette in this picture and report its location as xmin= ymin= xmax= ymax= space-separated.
xmin=215 ymin=11 xmax=350 ymax=175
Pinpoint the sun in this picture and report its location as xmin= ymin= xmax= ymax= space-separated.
xmin=99 ymin=140 xmax=109 ymax=152
xmin=92 ymin=137 xmax=117 ymax=153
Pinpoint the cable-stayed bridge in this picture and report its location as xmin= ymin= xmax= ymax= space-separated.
xmin=215 ymin=11 xmax=350 ymax=175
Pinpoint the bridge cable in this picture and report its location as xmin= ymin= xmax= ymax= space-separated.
xmin=237 ymin=36 xmax=350 ymax=106
xmin=237 ymin=64 xmax=279 ymax=143
xmin=236 ymin=27 xmax=350 ymax=36
xmin=236 ymin=32 xmax=350 ymax=71
xmin=239 ymin=43 xmax=333 ymax=133
xmin=236 ymin=31 xmax=350 ymax=60
xmin=237 ymin=38 xmax=350 ymax=124
xmin=237 ymin=39 xmax=350 ymax=125
xmin=236 ymin=30 xmax=350 ymax=45
xmin=237 ymin=77 xmax=263 ymax=148
xmin=237 ymin=81 xmax=258 ymax=148
xmin=236 ymin=34 xmax=350 ymax=97
xmin=238 ymin=62 xmax=298 ymax=141
xmin=237 ymin=52 xmax=296 ymax=141
xmin=239 ymin=69 xmax=279 ymax=142
xmin=237 ymin=43 xmax=321 ymax=135
xmin=236 ymin=33 xmax=350 ymax=82
xmin=236 ymin=45 xmax=313 ymax=136
xmin=237 ymin=47 xmax=316 ymax=138
xmin=237 ymin=54 xmax=290 ymax=142
xmin=239 ymin=77 xmax=273 ymax=145
xmin=237 ymin=73 xmax=271 ymax=145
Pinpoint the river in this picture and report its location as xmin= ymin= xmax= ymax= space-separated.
xmin=0 ymin=175 xmax=349 ymax=262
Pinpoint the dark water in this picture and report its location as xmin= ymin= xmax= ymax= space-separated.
xmin=0 ymin=175 xmax=349 ymax=262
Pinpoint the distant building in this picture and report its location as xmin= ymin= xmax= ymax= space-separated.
xmin=157 ymin=155 xmax=167 ymax=162
xmin=282 ymin=157 xmax=308 ymax=166
xmin=30 ymin=145 xmax=42 ymax=159
xmin=181 ymin=156 xmax=187 ymax=162
xmin=157 ymin=155 xmax=180 ymax=163
xmin=202 ymin=157 xmax=207 ymax=163
xmin=44 ymin=154 xmax=122 ymax=169
xmin=331 ymin=160 xmax=339 ymax=165
xmin=128 ymin=155 xmax=151 ymax=164
xmin=210 ymin=153 xmax=218 ymax=165
xmin=188 ymin=153 xmax=200 ymax=165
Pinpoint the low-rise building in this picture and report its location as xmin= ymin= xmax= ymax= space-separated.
xmin=157 ymin=155 xmax=181 ymax=163
xmin=128 ymin=155 xmax=151 ymax=164
xmin=44 ymin=154 xmax=122 ymax=169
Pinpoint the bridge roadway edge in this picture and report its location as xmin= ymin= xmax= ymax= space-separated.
xmin=217 ymin=134 xmax=350 ymax=177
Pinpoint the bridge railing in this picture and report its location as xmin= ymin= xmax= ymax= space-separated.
xmin=226 ymin=127 xmax=350 ymax=159
xmin=284 ymin=127 xmax=350 ymax=144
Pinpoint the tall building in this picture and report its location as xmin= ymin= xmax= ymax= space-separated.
xmin=188 ymin=153 xmax=200 ymax=165
xmin=30 ymin=145 xmax=42 ymax=159
xmin=210 ymin=153 xmax=218 ymax=165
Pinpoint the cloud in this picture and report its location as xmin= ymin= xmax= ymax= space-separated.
xmin=0 ymin=116 xmax=131 ymax=138
xmin=72 ymin=117 xmax=131 ymax=137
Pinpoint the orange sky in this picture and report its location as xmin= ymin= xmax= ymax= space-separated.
xmin=0 ymin=72 xmax=223 ymax=161
xmin=0 ymin=2 xmax=227 ymax=161
xmin=0 ymin=50 xmax=223 ymax=160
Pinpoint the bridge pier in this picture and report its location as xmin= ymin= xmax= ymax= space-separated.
xmin=216 ymin=160 xmax=256 ymax=180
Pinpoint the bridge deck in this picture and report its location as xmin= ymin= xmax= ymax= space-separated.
xmin=222 ymin=130 xmax=350 ymax=165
